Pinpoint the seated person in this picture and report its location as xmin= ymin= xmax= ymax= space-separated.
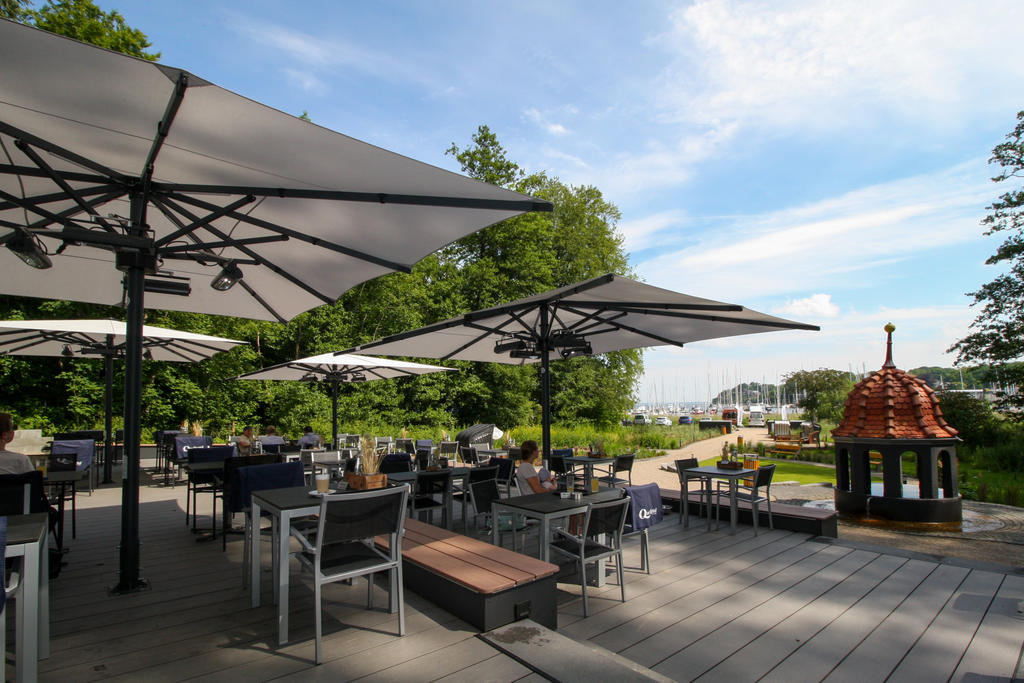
xmin=0 ymin=411 xmax=34 ymax=475
xmin=515 ymin=440 xmax=556 ymax=494
xmin=297 ymin=425 xmax=322 ymax=450
xmin=261 ymin=425 xmax=286 ymax=446
xmin=234 ymin=426 xmax=254 ymax=457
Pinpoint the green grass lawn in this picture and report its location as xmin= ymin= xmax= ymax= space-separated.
xmin=695 ymin=455 xmax=881 ymax=485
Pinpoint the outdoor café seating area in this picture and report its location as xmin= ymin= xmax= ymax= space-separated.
xmin=4 ymin=435 xmax=1024 ymax=682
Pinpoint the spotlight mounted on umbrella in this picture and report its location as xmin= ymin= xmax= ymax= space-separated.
xmin=495 ymin=335 xmax=539 ymax=358
xmin=210 ymin=261 xmax=243 ymax=292
xmin=143 ymin=349 xmax=154 ymax=361
xmin=300 ymin=372 xmax=320 ymax=383
xmin=140 ymin=273 xmax=191 ymax=296
xmin=349 ymin=371 xmax=367 ymax=382
xmin=550 ymin=330 xmax=592 ymax=359
xmin=61 ymin=344 xmax=74 ymax=357
xmin=5 ymin=228 xmax=52 ymax=269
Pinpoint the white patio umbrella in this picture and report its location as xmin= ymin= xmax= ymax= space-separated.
xmin=0 ymin=19 xmax=551 ymax=592
xmin=0 ymin=318 xmax=246 ymax=482
xmin=346 ymin=273 xmax=820 ymax=456
xmin=233 ymin=352 xmax=455 ymax=447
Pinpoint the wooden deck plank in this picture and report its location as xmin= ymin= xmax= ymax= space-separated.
xmin=588 ymin=532 xmax=812 ymax=653
xmin=621 ymin=541 xmax=841 ymax=668
xmin=694 ymin=552 xmax=905 ymax=682
xmin=355 ymin=634 xmax=513 ymax=682
xmin=822 ymin=563 xmax=971 ymax=682
xmin=665 ymin=547 xmax=877 ymax=680
xmin=559 ymin=528 xmax=794 ymax=635
xmin=950 ymin=574 xmax=1024 ymax=683
xmin=649 ymin=544 xmax=860 ymax=678
xmin=886 ymin=569 xmax=1005 ymax=683
xmin=432 ymin=651 xmax=534 ymax=683
xmin=758 ymin=558 xmax=938 ymax=682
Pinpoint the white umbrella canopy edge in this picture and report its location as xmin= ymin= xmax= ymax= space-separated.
xmin=343 ymin=273 xmax=820 ymax=456
xmin=0 ymin=317 xmax=247 ymax=484
xmin=0 ymin=318 xmax=246 ymax=362
xmin=233 ymin=352 xmax=457 ymax=446
xmin=0 ymin=18 xmax=551 ymax=593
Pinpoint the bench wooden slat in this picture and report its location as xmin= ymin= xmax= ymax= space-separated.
xmin=402 ymin=528 xmax=539 ymax=586
xmin=405 ymin=519 xmax=557 ymax=581
xmin=400 ymin=541 xmax=517 ymax=594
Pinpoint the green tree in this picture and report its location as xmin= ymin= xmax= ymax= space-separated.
xmin=950 ymin=110 xmax=1024 ymax=419
xmin=29 ymin=0 xmax=159 ymax=60
xmin=784 ymin=368 xmax=853 ymax=422
xmin=1 ymin=0 xmax=31 ymax=21
xmin=935 ymin=391 xmax=995 ymax=447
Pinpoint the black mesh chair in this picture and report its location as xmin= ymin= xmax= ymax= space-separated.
xmin=394 ymin=438 xmax=415 ymax=455
xmin=408 ymin=469 xmax=453 ymax=527
xmin=469 ymin=478 xmax=532 ymax=550
xmin=380 ymin=452 xmax=413 ymax=474
xmin=598 ymin=453 xmax=636 ymax=487
xmin=292 ymin=486 xmax=409 ymax=664
xmin=549 ymin=495 xmax=631 ymax=616
xmin=675 ymin=457 xmax=712 ymax=526
xmin=0 ymin=470 xmax=44 ymax=516
xmin=439 ymin=441 xmax=458 ymax=464
xmin=262 ymin=443 xmax=284 ymax=456
xmin=549 ymin=447 xmax=578 ymax=488
xmin=490 ymin=457 xmax=516 ymax=497
xmin=453 ymin=464 xmax=499 ymax=531
xmin=47 ymin=444 xmax=80 ymax=543
xmin=414 ymin=448 xmax=431 ymax=471
xmin=186 ymin=445 xmax=234 ymax=538
xmin=459 ymin=446 xmax=479 ymax=466
xmin=714 ymin=463 xmax=776 ymax=535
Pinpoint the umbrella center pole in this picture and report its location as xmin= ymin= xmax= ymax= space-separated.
xmin=102 ymin=341 xmax=115 ymax=484
xmin=540 ymin=306 xmax=552 ymax=459
xmin=112 ymin=192 xmax=150 ymax=594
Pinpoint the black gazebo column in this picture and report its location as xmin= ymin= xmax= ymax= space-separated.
xmin=882 ymin=448 xmax=904 ymax=498
xmin=835 ymin=446 xmax=850 ymax=491
xmin=918 ymin=447 xmax=939 ymax=499
xmin=113 ymin=190 xmax=149 ymax=594
xmin=939 ymin=448 xmax=959 ymax=497
xmin=850 ymin=447 xmax=872 ymax=495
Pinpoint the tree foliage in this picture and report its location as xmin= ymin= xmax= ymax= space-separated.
xmin=27 ymin=0 xmax=159 ymax=60
xmin=935 ymin=391 xmax=995 ymax=447
xmin=950 ymin=110 xmax=1024 ymax=419
xmin=783 ymin=368 xmax=853 ymax=422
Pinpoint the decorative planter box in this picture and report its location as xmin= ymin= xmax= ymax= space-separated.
xmin=345 ymin=472 xmax=388 ymax=490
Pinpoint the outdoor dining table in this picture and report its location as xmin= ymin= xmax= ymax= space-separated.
xmin=681 ymin=465 xmax=757 ymax=534
xmin=490 ymin=487 xmax=623 ymax=564
xmin=5 ymin=512 xmax=50 ymax=683
xmin=44 ymin=468 xmax=87 ymax=550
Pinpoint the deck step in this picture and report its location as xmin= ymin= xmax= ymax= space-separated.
xmin=480 ymin=620 xmax=673 ymax=683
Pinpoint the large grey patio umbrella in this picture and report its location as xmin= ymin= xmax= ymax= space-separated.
xmin=345 ymin=273 xmax=820 ymax=456
xmin=233 ymin=352 xmax=455 ymax=447
xmin=0 ymin=319 xmax=245 ymax=483
xmin=0 ymin=19 xmax=551 ymax=592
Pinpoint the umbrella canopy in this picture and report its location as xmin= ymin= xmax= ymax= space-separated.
xmin=0 ymin=318 xmax=244 ymax=362
xmin=346 ymin=273 xmax=820 ymax=454
xmin=0 ymin=318 xmax=246 ymax=482
xmin=0 ymin=19 xmax=551 ymax=592
xmin=233 ymin=352 xmax=455 ymax=446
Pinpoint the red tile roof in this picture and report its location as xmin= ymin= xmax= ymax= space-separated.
xmin=832 ymin=325 xmax=958 ymax=440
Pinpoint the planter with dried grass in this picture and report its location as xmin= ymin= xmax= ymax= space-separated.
xmin=346 ymin=433 xmax=387 ymax=490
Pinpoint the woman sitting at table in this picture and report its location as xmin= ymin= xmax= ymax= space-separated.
xmin=515 ymin=440 xmax=556 ymax=494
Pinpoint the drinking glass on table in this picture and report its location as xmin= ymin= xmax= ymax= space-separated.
xmin=315 ymin=473 xmax=330 ymax=493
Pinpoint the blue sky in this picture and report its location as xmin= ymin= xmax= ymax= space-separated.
xmin=110 ymin=0 xmax=1024 ymax=403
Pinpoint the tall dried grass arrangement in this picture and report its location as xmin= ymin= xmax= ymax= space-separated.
xmin=360 ymin=434 xmax=383 ymax=474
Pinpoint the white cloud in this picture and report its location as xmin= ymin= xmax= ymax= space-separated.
xmin=523 ymin=108 xmax=570 ymax=136
xmin=775 ymin=294 xmax=838 ymax=319
xmin=655 ymin=0 xmax=1024 ymax=132
xmin=635 ymin=159 xmax=994 ymax=300
xmin=618 ymin=210 xmax=687 ymax=254
xmin=281 ymin=68 xmax=326 ymax=95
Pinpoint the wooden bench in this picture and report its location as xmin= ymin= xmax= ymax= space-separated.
xmin=769 ymin=441 xmax=803 ymax=458
xmin=377 ymin=518 xmax=558 ymax=631
xmin=660 ymin=487 xmax=838 ymax=538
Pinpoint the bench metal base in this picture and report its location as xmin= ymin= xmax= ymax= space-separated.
xmin=401 ymin=560 xmax=558 ymax=632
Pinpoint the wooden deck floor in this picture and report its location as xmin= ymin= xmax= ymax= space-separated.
xmin=7 ymin=474 xmax=1024 ymax=682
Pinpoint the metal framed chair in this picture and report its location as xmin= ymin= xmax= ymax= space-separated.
xmin=238 ymin=461 xmax=306 ymax=587
xmin=622 ymin=483 xmax=663 ymax=574
xmin=490 ymin=457 xmax=516 ymax=498
xmin=548 ymin=495 xmax=631 ymax=617
xmin=220 ymin=453 xmax=282 ymax=551
xmin=469 ymin=478 xmax=532 ymax=550
xmin=408 ymin=469 xmax=452 ymax=528
xmin=675 ymin=457 xmax=712 ymax=525
xmin=292 ymin=486 xmax=409 ymax=664
xmin=186 ymin=445 xmax=234 ymax=538
xmin=454 ymin=464 xmax=499 ymax=530
xmin=380 ymin=452 xmax=413 ymax=474
xmin=714 ymin=463 xmax=776 ymax=535
xmin=394 ymin=438 xmax=415 ymax=455
xmin=598 ymin=453 xmax=636 ymax=487
xmin=439 ymin=440 xmax=458 ymax=464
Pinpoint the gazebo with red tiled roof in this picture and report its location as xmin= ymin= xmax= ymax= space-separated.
xmin=833 ymin=324 xmax=962 ymax=524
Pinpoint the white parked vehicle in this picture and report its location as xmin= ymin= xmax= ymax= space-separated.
xmin=654 ymin=416 xmax=672 ymax=426
xmin=634 ymin=413 xmax=653 ymax=425
xmin=748 ymin=405 xmax=765 ymax=427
